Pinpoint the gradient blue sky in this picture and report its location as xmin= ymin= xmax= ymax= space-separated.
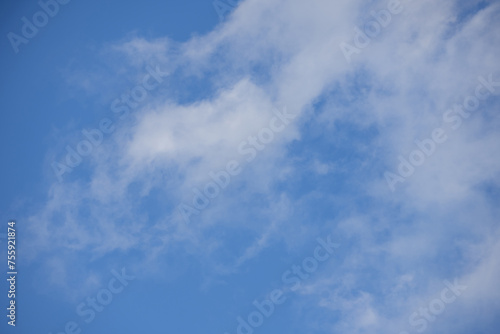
xmin=1 ymin=0 xmax=500 ymax=333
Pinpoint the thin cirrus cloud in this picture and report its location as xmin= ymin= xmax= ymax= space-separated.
xmin=17 ymin=0 xmax=500 ymax=333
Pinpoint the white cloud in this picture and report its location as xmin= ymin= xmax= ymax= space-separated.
xmin=24 ymin=1 xmax=500 ymax=331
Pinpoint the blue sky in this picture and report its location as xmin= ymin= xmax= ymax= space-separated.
xmin=1 ymin=0 xmax=500 ymax=333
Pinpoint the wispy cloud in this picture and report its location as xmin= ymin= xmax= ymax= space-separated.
xmin=20 ymin=1 xmax=500 ymax=333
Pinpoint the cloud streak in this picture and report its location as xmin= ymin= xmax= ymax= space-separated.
xmin=21 ymin=1 xmax=500 ymax=332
